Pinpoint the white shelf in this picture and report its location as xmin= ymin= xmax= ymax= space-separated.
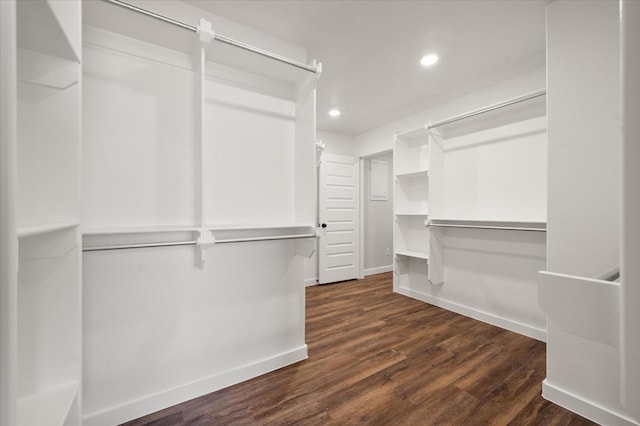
xmin=18 ymin=49 xmax=79 ymax=90
xmin=395 ymin=212 xmax=429 ymax=216
xmin=395 ymin=124 xmax=428 ymax=140
xmin=17 ymin=221 xmax=79 ymax=238
xmin=17 ymin=0 xmax=80 ymax=63
xmin=395 ymin=169 xmax=429 ymax=179
xmin=82 ymin=225 xmax=201 ymax=236
xmin=82 ymin=223 xmax=314 ymax=235
xmin=17 ymin=382 xmax=79 ymax=426
xmin=396 ymin=250 xmax=429 ymax=260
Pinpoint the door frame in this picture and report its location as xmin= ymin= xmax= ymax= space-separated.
xmin=357 ymin=149 xmax=394 ymax=280
xmin=317 ymin=153 xmax=361 ymax=283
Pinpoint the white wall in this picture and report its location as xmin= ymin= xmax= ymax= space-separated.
xmin=304 ymin=130 xmax=354 ymax=285
xmin=318 ymin=130 xmax=354 ymax=157
xmin=541 ymin=2 xmax=638 ymax=425
xmin=363 ymin=151 xmax=394 ymax=275
xmin=546 ymin=1 xmax=620 ymax=278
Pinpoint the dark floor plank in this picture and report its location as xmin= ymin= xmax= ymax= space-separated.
xmin=123 ymin=272 xmax=596 ymax=426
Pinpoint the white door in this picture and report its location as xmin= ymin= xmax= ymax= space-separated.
xmin=319 ymin=154 xmax=359 ymax=284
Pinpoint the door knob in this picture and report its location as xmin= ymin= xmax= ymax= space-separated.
xmin=321 ymin=223 xmax=327 ymax=228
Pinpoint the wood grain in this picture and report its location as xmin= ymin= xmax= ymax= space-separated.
xmin=123 ymin=272 xmax=595 ymax=425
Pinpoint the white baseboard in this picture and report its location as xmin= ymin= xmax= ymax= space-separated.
xmin=364 ymin=265 xmax=393 ymax=276
xmin=305 ymin=277 xmax=318 ymax=287
xmin=395 ymin=286 xmax=546 ymax=342
xmin=542 ymin=380 xmax=639 ymax=426
xmin=83 ymin=345 xmax=308 ymax=426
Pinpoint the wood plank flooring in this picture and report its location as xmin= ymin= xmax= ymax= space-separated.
xmin=124 ymin=272 xmax=595 ymax=425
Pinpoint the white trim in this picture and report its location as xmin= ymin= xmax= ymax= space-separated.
xmin=542 ymin=380 xmax=639 ymax=426
xmin=320 ymin=153 xmax=355 ymax=164
xmin=305 ymin=277 xmax=318 ymax=287
xmin=395 ymin=287 xmax=546 ymax=342
xmin=359 ymin=159 xmax=365 ymax=279
xmin=364 ymin=265 xmax=393 ymax=276
xmin=83 ymin=346 xmax=308 ymax=426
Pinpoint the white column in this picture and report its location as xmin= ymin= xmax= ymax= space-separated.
xmin=621 ymin=0 xmax=640 ymax=420
xmin=0 ymin=1 xmax=18 ymax=425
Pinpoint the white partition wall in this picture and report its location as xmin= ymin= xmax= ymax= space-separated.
xmin=393 ymin=93 xmax=548 ymax=341
xmin=540 ymin=1 xmax=639 ymax=424
xmin=80 ymin=4 xmax=319 ymax=424
xmin=621 ymin=0 xmax=640 ymax=420
xmin=1 ymin=1 xmax=83 ymax=425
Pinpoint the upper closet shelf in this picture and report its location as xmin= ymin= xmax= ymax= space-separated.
xmin=17 ymin=0 xmax=81 ymax=63
xmin=428 ymin=89 xmax=546 ymax=137
xmin=395 ymin=124 xmax=428 ymax=140
xmin=17 ymin=221 xmax=79 ymax=238
xmin=83 ymin=0 xmax=320 ymax=86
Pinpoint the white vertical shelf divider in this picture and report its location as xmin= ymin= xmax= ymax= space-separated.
xmin=427 ymin=128 xmax=445 ymax=286
xmin=1 ymin=2 xmax=19 ymax=425
xmin=393 ymin=124 xmax=431 ymax=293
xmin=193 ymin=23 xmax=214 ymax=269
xmin=4 ymin=1 xmax=84 ymax=425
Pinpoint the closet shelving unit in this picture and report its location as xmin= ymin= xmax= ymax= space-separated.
xmin=391 ymin=90 xmax=548 ymax=340
xmin=81 ymin=0 xmax=320 ymax=258
xmin=426 ymin=90 xmax=548 ymax=289
xmin=1 ymin=1 xmax=83 ymax=425
xmin=393 ymin=125 xmax=431 ymax=292
xmin=77 ymin=2 xmax=321 ymax=423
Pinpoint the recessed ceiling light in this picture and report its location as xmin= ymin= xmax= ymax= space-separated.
xmin=329 ymin=109 xmax=341 ymax=117
xmin=420 ymin=54 xmax=439 ymax=67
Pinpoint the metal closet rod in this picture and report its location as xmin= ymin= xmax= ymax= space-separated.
xmin=428 ymin=89 xmax=547 ymax=130
xmin=428 ymin=223 xmax=547 ymax=232
xmin=103 ymin=0 xmax=319 ymax=74
xmin=82 ymin=233 xmax=317 ymax=252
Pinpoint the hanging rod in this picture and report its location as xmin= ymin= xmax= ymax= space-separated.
xmin=428 ymin=220 xmax=546 ymax=232
xmin=82 ymin=233 xmax=317 ymax=252
xmin=103 ymin=0 xmax=319 ymax=74
xmin=428 ymin=89 xmax=547 ymax=130
xmin=428 ymin=224 xmax=547 ymax=232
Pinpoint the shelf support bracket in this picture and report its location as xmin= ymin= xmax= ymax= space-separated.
xmin=196 ymin=18 xmax=215 ymax=45
xmin=195 ymin=229 xmax=215 ymax=269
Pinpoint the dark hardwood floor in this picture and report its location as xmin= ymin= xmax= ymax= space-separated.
xmin=124 ymin=272 xmax=595 ymax=425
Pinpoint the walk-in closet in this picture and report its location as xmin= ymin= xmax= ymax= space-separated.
xmin=1 ymin=1 xmax=638 ymax=425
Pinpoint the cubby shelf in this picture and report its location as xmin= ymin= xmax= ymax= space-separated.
xmin=17 ymin=382 xmax=79 ymax=426
xmin=17 ymin=0 xmax=81 ymax=63
xmin=393 ymin=124 xmax=432 ymax=292
xmin=7 ymin=1 xmax=83 ymax=425
xmin=395 ymin=169 xmax=429 ymax=179
xmin=396 ymin=250 xmax=429 ymax=260
xmin=395 ymin=212 xmax=429 ymax=216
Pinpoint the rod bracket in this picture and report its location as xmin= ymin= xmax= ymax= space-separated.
xmin=195 ymin=229 xmax=215 ymax=269
xmin=196 ymin=18 xmax=215 ymax=45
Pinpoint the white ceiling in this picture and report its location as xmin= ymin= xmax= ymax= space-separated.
xmin=185 ymin=0 xmax=547 ymax=136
